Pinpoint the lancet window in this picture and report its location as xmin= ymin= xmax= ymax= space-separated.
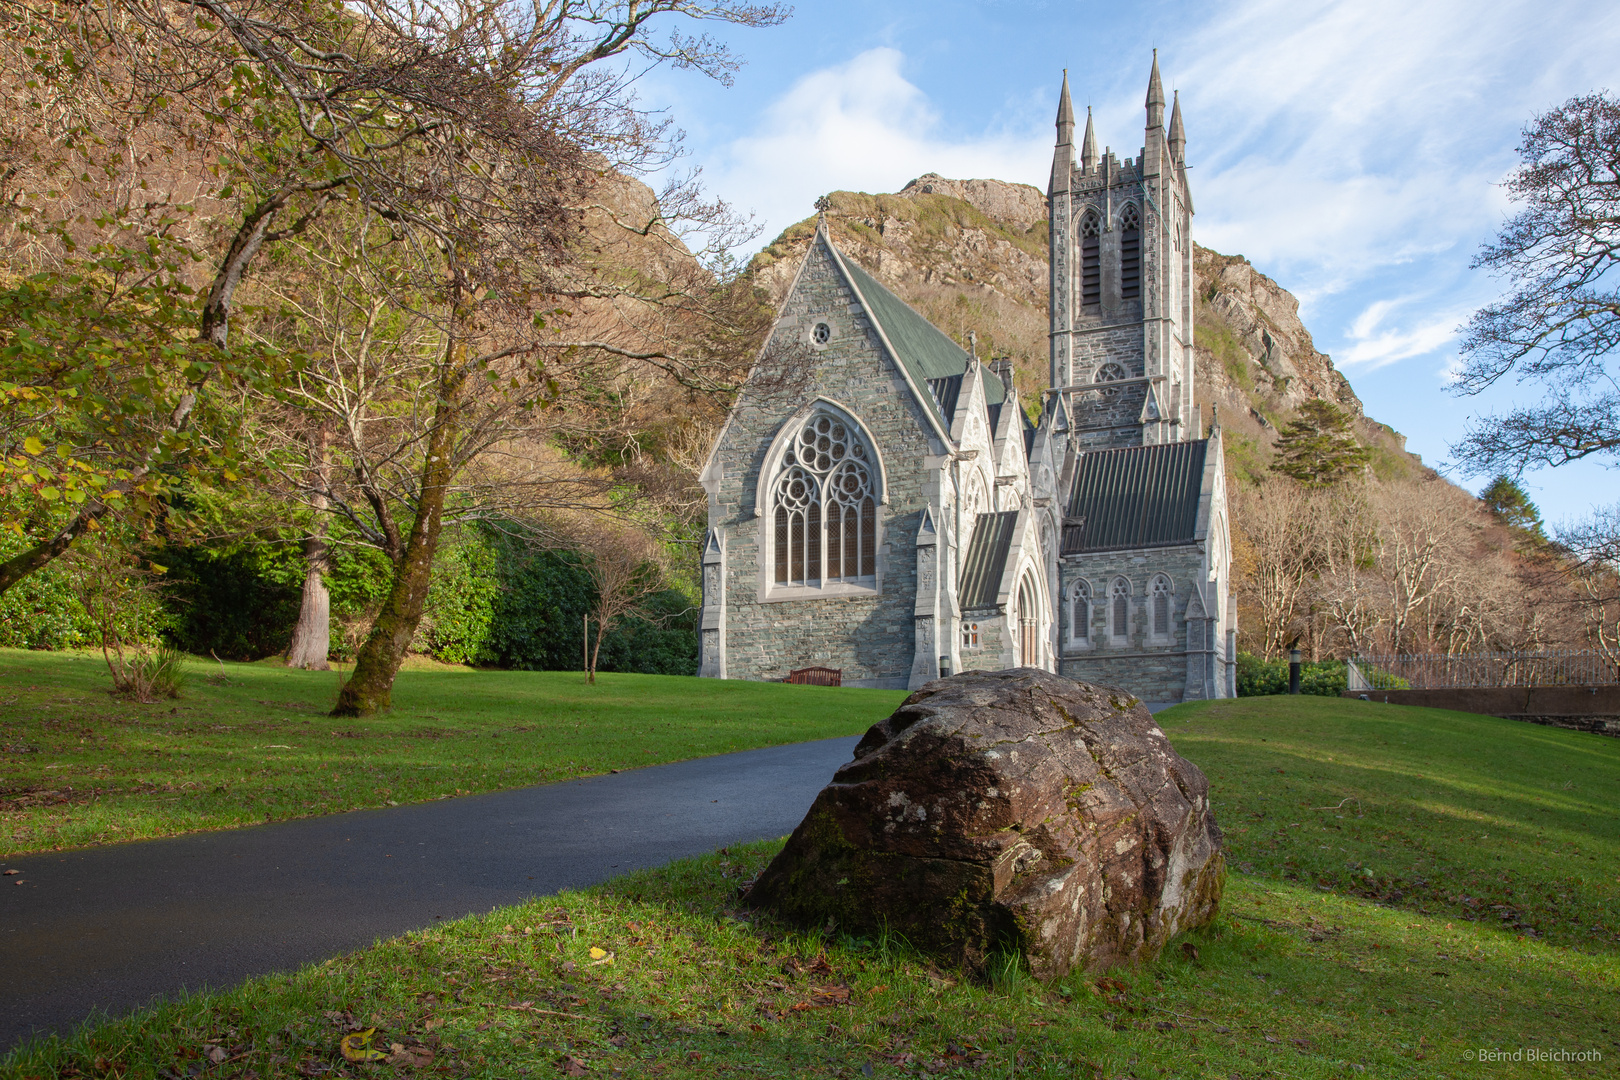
xmin=1080 ymin=209 xmax=1101 ymax=309
xmin=1068 ymin=579 xmax=1091 ymax=646
xmin=771 ymin=411 xmax=878 ymax=588
xmin=1109 ymin=576 xmax=1132 ymax=643
xmin=1018 ymin=573 xmax=1041 ymax=668
xmin=1120 ymin=203 xmax=1142 ymax=301
xmin=1150 ymin=574 xmax=1173 ymax=640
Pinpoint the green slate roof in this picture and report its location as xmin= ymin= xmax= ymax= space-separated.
xmin=1062 ymin=440 xmax=1208 ymax=554
xmin=837 ymin=253 xmax=1005 ymax=426
xmin=959 ymin=510 xmax=1019 ymax=610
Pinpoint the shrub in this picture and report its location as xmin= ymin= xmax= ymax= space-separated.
xmin=1236 ymin=652 xmax=1347 ymax=697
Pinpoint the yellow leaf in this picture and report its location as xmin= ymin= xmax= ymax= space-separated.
xmin=340 ymin=1028 xmax=388 ymax=1062
xmin=588 ymin=946 xmax=607 ymax=959
xmin=22 ymin=437 xmax=44 ymax=456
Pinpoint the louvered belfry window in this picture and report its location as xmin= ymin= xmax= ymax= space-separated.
xmin=1120 ymin=203 xmax=1142 ymax=301
xmin=773 ymin=412 xmax=876 ymax=585
xmin=1080 ymin=210 xmax=1101 ymax=309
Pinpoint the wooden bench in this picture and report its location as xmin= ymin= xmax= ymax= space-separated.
xmin=785 ymin=666 xmax=842 ymax=687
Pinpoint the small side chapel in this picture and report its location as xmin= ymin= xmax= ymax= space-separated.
xmin=698 ymin=54 xmax=1235 ymax=702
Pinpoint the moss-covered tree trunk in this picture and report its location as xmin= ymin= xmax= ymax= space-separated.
xmin=331 ymin=358 xmax=465 ymax=717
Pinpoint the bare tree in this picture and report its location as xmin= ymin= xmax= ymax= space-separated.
xmin=1451 ymin=92 xmax=1620 ymax=476
xmin=1231 ymin=477 xmax=1330 ymax=658
xmin=1557 ymin=503 xmax=1620 ymax=675
xmin=575 ymin=521 xmax=666 ymax=684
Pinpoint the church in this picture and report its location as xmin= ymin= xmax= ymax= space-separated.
xmin=697 ymin=55 xmax=1235 ymax=704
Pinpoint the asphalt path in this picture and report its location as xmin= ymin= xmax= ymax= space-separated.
xmin=0 ymin=735 xmax=861 ymax=1053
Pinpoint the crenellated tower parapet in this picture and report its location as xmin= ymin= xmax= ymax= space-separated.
xmin=1048 ymin=52 xmax=1196 ymax=450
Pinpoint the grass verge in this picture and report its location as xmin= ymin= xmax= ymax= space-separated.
xmin=0 ymin=650 xmax=906 ymax=857
xmin=5 ymin=696 xmax=1618 ymax=1078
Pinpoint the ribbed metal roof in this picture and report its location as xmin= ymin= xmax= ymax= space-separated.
xmin=1062 ymin=440 xmax=1207 ymax=554
xmin=840 ymin=257 xmax=1005 ymax=426
xmin=926 ymin=373 xmax=963 ymax=421
xmin=959 ymin=511 xmax=1018 ymax=610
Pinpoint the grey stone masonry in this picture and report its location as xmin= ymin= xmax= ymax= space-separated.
xmin=699 ymin=55 xmax=1229 ymax=705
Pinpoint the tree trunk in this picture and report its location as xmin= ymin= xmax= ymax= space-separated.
xmin=286 ymin=420 xmax=333 ymax=670
xmin=331 ymin=363 xmax=463 ymax=717
xmin=589 ymin=615 xmax=605 ymax=684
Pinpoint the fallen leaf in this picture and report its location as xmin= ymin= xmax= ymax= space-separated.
xmin=386 ymin=1043 xmax=434 ymax=1068
xmin=339 ymin=1029 xmax=388 ymax=1062
xmin=588 ymin=947 xmax=607 ymax=959
xmin=204 ymin=1045 xmax=228 ymax=1064
xmin=2 ymin=869 xmax=18 ymax=876
xmin=558 ymin=1055 xmax=590 ymax=1076
xmin=1180 ymin=942 xmax=1199 ymax=962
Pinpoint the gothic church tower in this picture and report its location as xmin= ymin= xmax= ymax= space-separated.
xmin=1049 ymin=54 xmax=1196 ymax=448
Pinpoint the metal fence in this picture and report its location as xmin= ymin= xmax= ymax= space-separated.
xmin=1347 ymin=651 xmax=1620 ymax=691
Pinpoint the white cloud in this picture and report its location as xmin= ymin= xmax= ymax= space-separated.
xmin=1337 ymin=299 xmax=1460 ymax=370
xmin=711 ymin=48 xmax=1050 ymax=243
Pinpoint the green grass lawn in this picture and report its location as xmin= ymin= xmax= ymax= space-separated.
xmin=0 ymin=649 xmax=907 ymax=858
xmin=4 ymin=689 xmax=1619 ymax=1078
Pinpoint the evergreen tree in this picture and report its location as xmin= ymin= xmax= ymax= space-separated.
xmin=1269 ymin=400 xmax=1371 ymax=489
xmin=1480 ymin=475 xmax=1548 ymax=540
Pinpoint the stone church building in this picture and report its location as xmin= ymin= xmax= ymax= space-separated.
xmin=698 ymin=55 xmax=1235 ymax=703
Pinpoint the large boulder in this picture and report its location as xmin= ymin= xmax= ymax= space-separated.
xmin=745 ymin=669 xmax=1224 ymax=978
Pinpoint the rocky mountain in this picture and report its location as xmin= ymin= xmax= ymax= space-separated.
xmin=748 ymin=174 xmax=1422 ymax=486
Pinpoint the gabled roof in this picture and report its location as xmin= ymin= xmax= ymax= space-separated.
xmin=838 ymin=256 xmax=1006 ymax=427
xmin=1062 ymin=439 xmax=1208 ymax=554
xmin=926 ymin=373 xmax=964 ymax=422
xmin=959 ymin=510 xmax=1019 ymax=609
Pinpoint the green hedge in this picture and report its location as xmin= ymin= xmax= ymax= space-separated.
xmin=144 ymin=522 xmax=697 ymax=675
xmin=1235 ymin=652 xmax=1348 ymax=697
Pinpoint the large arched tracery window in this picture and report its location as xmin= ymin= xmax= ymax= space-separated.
xmin=772 ymin=411 xmax=877 ymax=587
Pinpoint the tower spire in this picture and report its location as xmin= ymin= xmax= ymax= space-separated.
xmin=1049 ymin=71 xmax=1075 ymax=195
xmin=1081 ymin=106 xmax=1098 ymax=173
xmin=1145 ymin=49 xmax=1165 ymax=129
xmin=1168 ymin=89 xmax=1186 ymax=163
xmin=1056 ymin=69 xmax=1075 ymax=137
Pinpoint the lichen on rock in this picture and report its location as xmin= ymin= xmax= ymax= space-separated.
xmin=745 ymin=668 xmax=1225 ymax=979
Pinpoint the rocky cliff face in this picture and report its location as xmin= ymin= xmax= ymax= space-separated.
xmin=748 ymin=174 xmax=1419 ymax=482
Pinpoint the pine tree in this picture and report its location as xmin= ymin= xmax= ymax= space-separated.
xmin=1480 ymin=475 xmax=1548 ymax=541
xmin=1269 ymin=400 xmax=1371 ymax=489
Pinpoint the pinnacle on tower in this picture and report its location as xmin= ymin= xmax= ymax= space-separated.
xmin=1049 ymin=71 xmax=1075 ymax=194
xmin=1146 ymin=50 xmax=1165 ymax=129
xmin=1168 ymin=90 xmax=1186 ymax=163
xmin=1056 ymin=69 xmax=1075 ymax=138
xmin=1081 ymin=106 xmax=1098 ymax=173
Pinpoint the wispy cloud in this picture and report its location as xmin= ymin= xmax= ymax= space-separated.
xmin=1337 ymin=300 xmax=1461 ymax=370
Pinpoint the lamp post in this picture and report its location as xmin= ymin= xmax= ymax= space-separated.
xmin=1288 ymin=640 xmax=1302 ymax=695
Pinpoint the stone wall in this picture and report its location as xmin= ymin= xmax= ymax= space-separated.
xmin=707 ymin=236 xmax=944 ymax=687
xmin=1057 ymin=543 xmax=1209 ymax=702
xmin=1340 ymin=687 xmax=1620 ymax=737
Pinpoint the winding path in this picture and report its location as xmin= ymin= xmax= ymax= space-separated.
xmin=0 ymin=735 xmax=860 ymax=1052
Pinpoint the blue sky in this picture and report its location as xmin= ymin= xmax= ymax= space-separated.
xmin=634 ymin=0 xmax=1620 ymax=526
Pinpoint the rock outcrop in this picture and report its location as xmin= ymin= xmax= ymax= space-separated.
xmin=745 ymin=669 xmax=1225 ymax=978
xmin=746 ymin=175 xmax=1423 ymax=480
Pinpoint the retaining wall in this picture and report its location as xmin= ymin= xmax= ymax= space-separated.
xmin=1341 ymin=686 xmax=1620 ymax=737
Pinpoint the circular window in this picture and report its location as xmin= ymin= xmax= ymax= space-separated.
xmin=811 ymin=321 xmax=832 ymax=346
xmin=1096 ymin=362 xmax=1127 ymax=397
